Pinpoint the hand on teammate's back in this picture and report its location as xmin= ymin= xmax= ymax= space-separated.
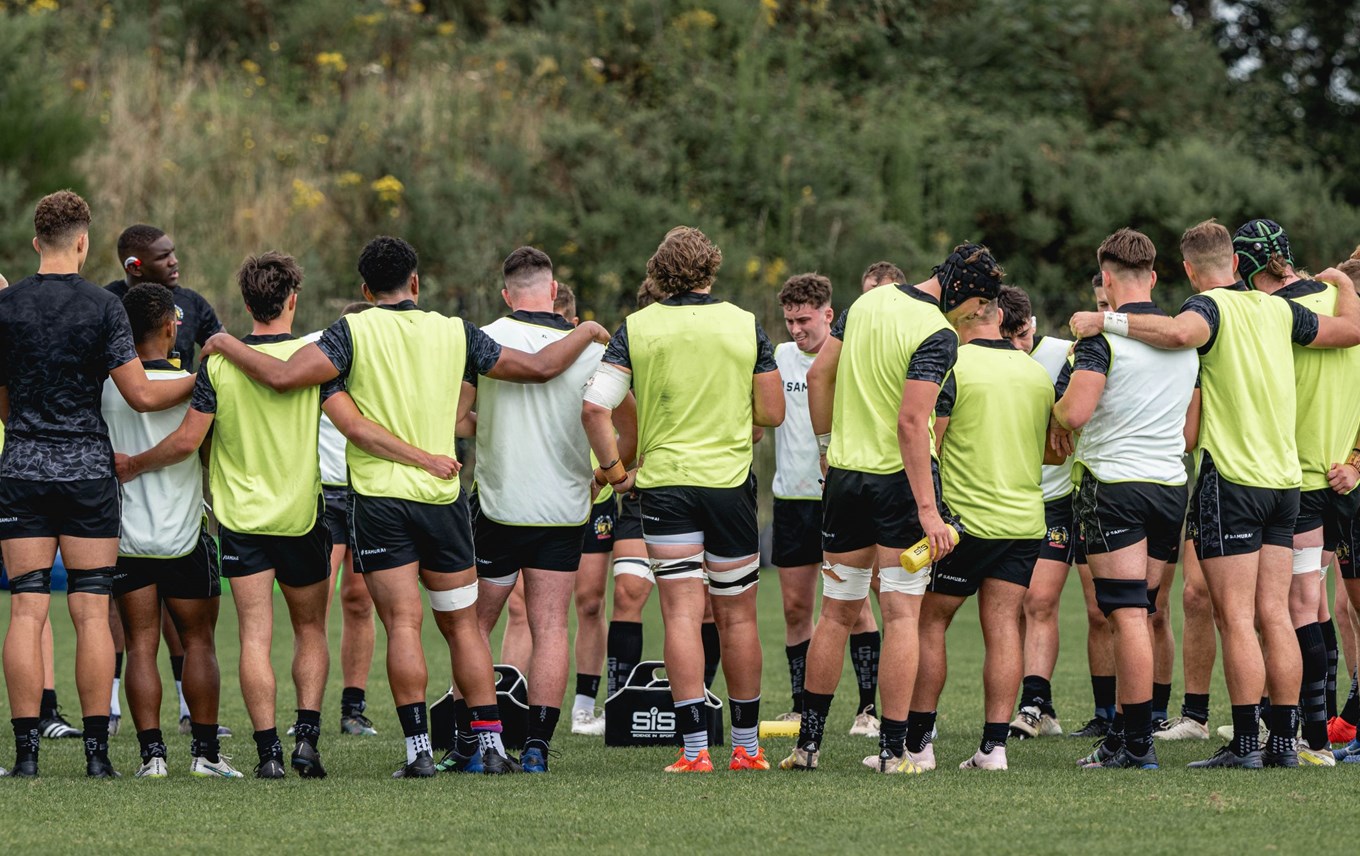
xmin=421 ymin=454 xmax=460 ymax=480
xmin=200 ymin=331 xmax=231 ymax=357
xmin=579 ymin=320 xmax=610 ymax=344
xmin=1327 ymin=462 xmax=1359 ymax=495
xmin=113 ymin=453 xmax=137 ymax=483
xmin=1068 ymin=312 xmax=1104 ymax=339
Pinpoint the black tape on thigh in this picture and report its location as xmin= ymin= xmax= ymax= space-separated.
xmin=1146 ymin=585 xmax=1160 ymax=616
xmin=67 ymin=567 xmax=116 ymax=596
xmin=1093 ymin=577 xmax=1149 ymax=617
xmin=9 ymin=567 xmax=52 ymax=595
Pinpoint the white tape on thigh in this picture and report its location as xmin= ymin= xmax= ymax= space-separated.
xmin=480 ymin=570 xmax=519 ymax=587
xmin=879 ymin=564 xmax=930 ymax=596
xmin=649 ymin=552 xmax=705 ymax=583
xmin=583 ymin=362 xmax=631 ymax=409
xmin=1292 ymin=545 xmax=1324 ymax=576
xmin=706 ymin=557 xmax=759 ymax=597
xmin=821 ymin=564 xmax=872 ymax=601
xmin=428 ymin=582 xmax=478 ymax=612
xmin=612 ymin=557 xmax=654 ymax=582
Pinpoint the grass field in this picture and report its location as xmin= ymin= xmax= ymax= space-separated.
xmin=0 ymin=570 xmax=1351 ymax=856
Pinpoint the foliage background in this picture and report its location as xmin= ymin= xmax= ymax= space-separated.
xmin=2 ymin=0 xmax=1359 ymax=335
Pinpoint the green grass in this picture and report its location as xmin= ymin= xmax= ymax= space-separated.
xmin=0 ymin=571 xmax=1352 ymax=855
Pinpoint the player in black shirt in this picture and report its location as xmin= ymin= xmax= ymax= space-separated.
xmin=0 ymin=192 xmax=194 ymax=779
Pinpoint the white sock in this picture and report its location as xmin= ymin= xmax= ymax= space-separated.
xmin=405 ymin=732 xmax=431 ymax=764
xmin=682 ymin=729 xmax=709 ymax=761
xmin=110 ymin=678 xmax=122 ymax=717
xmin=476 ymin=729 xmax=507 ymax=757
xmin=573 ymin=694 xmax=595 ymax=716
xmin=176 ymin=681 xmax=190 ymax=719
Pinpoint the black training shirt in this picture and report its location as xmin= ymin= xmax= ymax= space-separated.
xmin=602 ymin=291 xmax=777 ymax=373
xmin=106 ymin=280 xmax=222 ymax=371
xmin=0 ymin=274 xmax=138 ymax=481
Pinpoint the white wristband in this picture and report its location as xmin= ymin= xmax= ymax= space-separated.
xmin=816 ymin=433 xmax=832 ymax=455
xmin=1103 ymin=312 xmax=1129 ymax=337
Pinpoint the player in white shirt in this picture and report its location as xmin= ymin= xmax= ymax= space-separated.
xmin=105 ymin=284 xmax=241 ymax=779
xmin=772 ymin=274 xmax=882 ymax=736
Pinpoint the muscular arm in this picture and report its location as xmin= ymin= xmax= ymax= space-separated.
xmin=455 ymin=382 xmax=477 ymax=438
xmin=1052 ymin=370 xmax=1107 ymax=432
xmin=485 ymin=322 xmax=609 ymax=383
xmin=203 ymin=335 xmax=338 ymax=392
xmin=1184 ymin=387 xmax=1202 ymax=452
xmin=120 ymin=408 xmax=214 ymax=481
xmin=1309 ymin=274 xmax=1360 ymax=348
xmin=807 ymin=336 xmax=841 ymax=436
xmin=899 ymin=378 xmax=954 ymax=560
xmin=583 ymin=364 xmax=631 ymax=479
xmin=108 ymin=359 xmax=196 ymax=412
xmin=752 ymin=370 xmax=785 ymax=428
xmin=613 ymin=392 xmax=639 ymax=468
xmin=1070 ymin=310 xmax=1211 ymax=350
xmin=323 ymin=392 xmax=457 ymax=479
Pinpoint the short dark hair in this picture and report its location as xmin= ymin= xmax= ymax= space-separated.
xmin=995 ymin=286 xmax=1033 ymax=338
xmin=1097 ymin=228 xmax=1156 ymax=275
xmin=861 ymin=261 xmax=905 ymax=288
xmin=554 ymin=282 xmax=576 ymax=318
xmin=122 ymin=283 xmax=177 ymax=346
xmin=237 ymin=251 xmax=303 ymax=322
xmin=340 ymin=301 xmax=372 ymax=317
xmin=1091 ymin=273 xmax=1103 ymax=289
xmin=1180 ymin=219 xmax=1234 ymax=271
xmin=358 ymin=236 xmax=418 ymax=294
xmin=116 ymin=224 xmax=166 ymax=264
xmin=502 ymin=246 xmax=553 ymax=288
xmin=34 ymin=190 xmax=91 ymax=250
xmin=778 ymin=273 xmax=832 ymax=309
xmin=647 ymin=226 xmax=722 ymax=296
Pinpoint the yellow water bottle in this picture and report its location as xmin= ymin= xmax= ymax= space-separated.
xmin=900 ymin=524 xmax=960 ymax=572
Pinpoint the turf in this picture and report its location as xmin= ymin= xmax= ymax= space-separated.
xmin=0 ymin=571 xmax=1351 ymax=856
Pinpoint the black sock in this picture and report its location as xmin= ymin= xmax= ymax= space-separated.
xmin=1102 ymin=710 xmax=1125 ymax=752
xmin=452 ymin=698 xmax=477 ymax=756
xmin=606 ymin=620 xmax=643 ymax=696
xmin=170 ymin=654 xmax=185 ymax=684
xmin=1091 ymin=675 xmax=1116 ymax=721
xmin=525 ymin=705 xmax=560 ymax=753
xmin=294 ymin=709 xmax=322 ymax=748
xmin=253 ymin=727 xmax=282 ymax=762
xmin=1259 ymin=696 xmax=1272 ymax=723
xmin=1229 ymin=704 xmax=1259 ymax=755
xmin=1321 ymin=620 xmax=1339 ymax=719
xmin=341 ymin=686 xmax=366 ymax=717
xmin=113 ymin=651 xmax=124 ymax=681
xmin=82 ymin=715 xmax=110 ymax=758
xmin=1021 ymin=674 xmax=1053 ymax=714
xmin=396 ymin=702 xmax=428 ymax=738
xmin=1266 ymin=704 xmax=1297 ymax=755
xmin=906 ymin=710 xmax=936 ymax=754
xmin=879 ymin=717 xmax=907 ymax=757
xmin=575 ymin=674 xmax=601 ymax=701
xmin=40 ymin=689 xmax=58 ymax=719
xmin=798 ymin=691 xmax=833 ymax=749
xmin=1123 ymin=700 xmax=1153 ymax=755
xmin=785 ymin=639 xmax=809 ymax=713
xmin=1343 ymin=669 xmax=1360 ymax=725
xmin=849 ymin=631 xmax=880 ymax=714
xmin=1151 ymin=682 xmax=1172 ymax=721
xmin=12 ymin=717 xmax=40 ymax=761
xmin=1297 ymin=622 xmax=1329 ymax=750
xmin=980 ymin=721 xmax=1008 ymax=754
xmin=137 ymin=728 xmax=167 ymax=761
xmin=1181 ymin=692 xmax=1210 ymax=724
xmin=701 ymin=622 xmax=721 ymax=689
xmin=190 ymin=721 xmax=221 ymax=762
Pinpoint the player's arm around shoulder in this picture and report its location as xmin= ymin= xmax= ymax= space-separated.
xmin=488 ymin=320 xmax=609 ymax=383
xmin=1069 ymin=307 xmax=1209 ymax=351
xmin=202 ymin=333 xmax=337 ymax=392
xmin=117 ymin=407 xmax=214 ymax=483
xmin=1308 ymin=269 xmax=1360 ymax=348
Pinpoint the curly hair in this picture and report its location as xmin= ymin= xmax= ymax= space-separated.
xmin=646 ymin=226 xmax=722 ymax=296
xmin=358 ymin=235 xmax=418 ymax=294
xmin=122 ymin=283 xmax=177 ymax=345
xmin=778 ymin=273 xmax=832 ymax=308
xmin=34 ymin=190 xmax=91 ymax=249
xmin=636 ymin=278 xmax=661 ymax=309
xmin=238 ymin=251 xmax=303 ymax=322
xmin=861 ymin=261 xmax=905 ymax=288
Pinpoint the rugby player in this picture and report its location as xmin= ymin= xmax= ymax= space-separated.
xmin=120 ymin=252 xmax=333 ymax=779
xmin=107 ymin=284 xmax=239 ymax=778
xmin=785 ymin=246 xmax=988 ymax=773
xmin=583 ymin=227 xmax=784 ymax=773
xmin=1051 ymin=230 xmax=1198 ymax=770
xmin=1155 ymin=512 xmax=1217 ymax=740
xmin=1 ymin=191 xmax=193 ymax=779
xmin=203 ymin=235 xmax=608 ymax=777
xmin=909 ymin=284 xmax=1053 ymax=772
xmin=771 ymin=273 xmax=881 ymax=735
xmin=861 ymin=261 xmax=906 ymax=293
xmin=1069 ymin=219 xmax=1360 ymax=768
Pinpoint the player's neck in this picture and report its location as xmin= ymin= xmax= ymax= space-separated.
xmin=36 ymin=254 xmax=81 ymax=275
xmin=509 ymin=297 xmax=555 ymax=314
xmin=374 ymin=290 xmax=415 ymax=306
xmin=914 ymin=276 xmax=942 ymax=299
xmin=960 ymin=324 xmax=1002 ymax=344
xmin=1110 ymin=287 xmax=1153 ymax=309
xmin=251 ymin=319 xmax=293 ymax=337
xmin=135 ymin=342 xmax=170 ymax=363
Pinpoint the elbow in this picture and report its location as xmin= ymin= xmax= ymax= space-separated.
xmin=897 ymin=411 xmax=929 ymax=442
xmin=755 ymin=403 xmax=785 ymax=429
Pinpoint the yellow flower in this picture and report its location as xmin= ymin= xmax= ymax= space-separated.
xmin=241 ymin=59 xmax=261 ymax=75
xmin=291 ymin=179 xmax=325 ymax=211
xmin=760 ymin=0 xmax=778 ymax=25
xmin=763 ymin=257 xmax=788 ymax=287
xmin=69 ymin=78 xmax=87 ymax=92
xmin=354 ymin=12 xmax=383 ymax=27
xmin=99 ymin=3 xmax=113 ymax=29
xmin=316 ymin=52 xmax=348 ymax=73
xmin=371 ymin=175 xmax=405 ymax=204
xmin=29 ymin=0 xmax=59 ymax=14
xmin=436 ymin=21 xmax=456 ymax=36
xmin=408 ymin=1 xmax=424 ymax=13
xmin=311 ymin=133 xmax=330 ymax=145
xmin=745 ymin=258 xmax=761 ymax=279
xmin=674 ymin=9 xmax=717 ymax=30
xmin=337 ymin=171 xmax=363 ymax=188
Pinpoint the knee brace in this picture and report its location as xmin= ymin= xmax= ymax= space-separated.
xmin=8 ymin=567 xmax=52 ymax=595
xmin=428 ymin=582 xmax=477 ymax=612
xmin=480 ymin=570 xmax=519 ymax=587
xmin=67 ymin=567 xmax=115 ymax=596
xmin=1293 ymin=545 xmax=1324 ymax=576
xmin=649 ymin=552 xmax=704 ymax=583
xmin=1147 ymin=585 xmax=1160 ymax=616
xmin=879 ymin=564 xmax=930 ymax=597
xmin=706 ymin=557 xmax=759 ymax=597
xmin=1093 ymin=577 xmax=1149 ymax=617
xmin=821 ymin=564 xmax=873 ymax=601
xmin=612 ymin=557 xmax=654 ymax=582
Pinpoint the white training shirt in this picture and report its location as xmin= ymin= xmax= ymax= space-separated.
xmin=773 ymin=342 xmax=822 ymax=500
xmin=1029 ymin=335 xmax=1075 ymax=502
xmin=475 ymin=311 xmax=604 ymax=525
xmin=303 ymin=330 xmax=348 ymax=487
xmin=102 ymin=365 xmax=203 ymax=558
